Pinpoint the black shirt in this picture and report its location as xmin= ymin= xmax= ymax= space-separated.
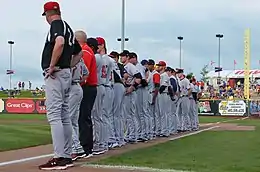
xmin=41 ymin=20 xmax=82 ymax=70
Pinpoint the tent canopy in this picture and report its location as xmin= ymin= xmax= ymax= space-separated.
xmin=206 ymin=69 xmax=260 ymax=79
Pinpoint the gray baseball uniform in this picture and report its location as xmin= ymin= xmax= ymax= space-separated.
xmin=135 ymin=62 xmax=149 ymax=140
xmin=147 ymin=70 xmax=160 ymax=139
xmin=112 ymin=62 xmax=126 ymax=146
xmin=176 ymin=77 xmax=191 ymax=131
xmin=69 ymin=58 xmax=88 ymax=154
xmin=103 ymin=54 xmax=116 ymax=148
xmin=190 ymin=83 xmax=199 ymax=130
xmin=92 ymin=54 xmax=106 ymax=152
xmin=123 ymin=62 xmax=139 ymax=142
xmin=169 ymin=75 xmax=178 ymax=134
xmin=158 ymin=72 xmax=171 ymax=136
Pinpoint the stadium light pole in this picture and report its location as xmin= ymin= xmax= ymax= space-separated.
xmin=216 ymin=34 xmax=224 ymax=83
xmin=177 ymin=36 xmax=183 ymax=68
xmin=8 ymin=40 xmax=14 ymax=91
xmin=117 ymin=0 xmax=129 ymax=52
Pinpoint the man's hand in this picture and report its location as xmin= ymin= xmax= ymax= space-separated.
xmin=125 ymin=86 xmax=134 ymax=95
xmin=44 ymin=66 xmax=61 ymax=79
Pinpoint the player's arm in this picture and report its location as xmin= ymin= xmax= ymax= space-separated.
xmin=81 ymin=59 xmax=89 ymax=81
xmin=152 ymin=73 xmax=160 ymax=104
xmin=71 ymin=39 xmax=83 ymax=67
xmin=49 ymin=20 xmax=65 ymax=68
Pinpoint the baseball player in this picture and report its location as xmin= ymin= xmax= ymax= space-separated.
xmin=87 ymin=38 xmax=107 ymax=155
xmin=166 ymin=67 xmax=178 ymax=134
xmin=129 ymin=53 xmax=149 ymax=142
xmin=40 ymin=1 xmax=82 ymax=170
xmin=109 ymin=51 xmax=127 ymax=147
xmin=96 ymin=37 xmax=116 ymax=150
xmin=70 ymin=58 xmax=89 ymax=161
xmin=190 ymin=78 xmax=199 ymax=131
xmin=156 ymin=61 xmax=171 ymax=137
xmin=120 ymin=50 xmax=142 ymax=143
xmin=176 ymin=69 xmax=192 ymax=132
xmin=147 ymin=59 xmax=160 ymax=139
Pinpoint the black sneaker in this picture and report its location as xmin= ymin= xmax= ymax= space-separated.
xmin=39 ymin=158 xmax=67 ymax=170
xmin=64 ymin=158 xmax=74 ymax=167
xmin=71 ymin=152 xmax=86 ymax=161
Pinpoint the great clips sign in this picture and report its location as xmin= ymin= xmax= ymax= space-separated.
xmin=0 ymin=99 xmax=46 ymax=114
xmin=5 ymin=99 xmax=35 ymax=113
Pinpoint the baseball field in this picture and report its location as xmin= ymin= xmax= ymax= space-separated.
xmin=0 ymin=114 xmax=259 ymax=172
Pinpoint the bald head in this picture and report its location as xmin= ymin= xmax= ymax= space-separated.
xmin=75 ymin=30 xmax=87 ymax=44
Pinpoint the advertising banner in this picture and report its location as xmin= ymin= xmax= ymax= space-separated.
xmin=198 ymin=100 xmax=219 ymax=115
xmin=5 ymin=99 xmax=35 ymax=113
xmin=35 ymin=100 xmax=47 ymax=114
xmin=218 ymin=100 xmax=246 ymax=116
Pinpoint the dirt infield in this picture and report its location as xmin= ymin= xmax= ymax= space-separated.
xmin=212 ymin=123 xmax=255 ymax=131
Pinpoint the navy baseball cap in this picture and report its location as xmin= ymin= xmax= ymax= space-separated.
xmin=128 ymin=52 xmax=137 ymax=59
xmin=109 ymin=51 xmax=119 ymax=58
xmin=165 ymin=67 xmax=173 ymax=72
xmin=141 ymin=60 xmax=148 ymax=66
xmin=176 ymin=68 xmax=184 ymax=74
xmin=87 ymin=38 xmax=98 ymax=49
xmin=119 ymin=50 xmax=130 ymax=56
xmin=148 ymin=59 xmax=155 ymax=65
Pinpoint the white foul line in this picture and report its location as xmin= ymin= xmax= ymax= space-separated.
xmin=85 ymin=164 xmax=193 ymax=172
xmin=0 ymin=154 xmax=53 ymax=167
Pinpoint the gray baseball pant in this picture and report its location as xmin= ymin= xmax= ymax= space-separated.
xmin=135 ymin=88 xmax=145 ymax=139
xmin=170 ymin=99 xmax=178 ymax=134
xmin=176 ymin=97 xmax=191 ymax=131
xmin=69 ymin=83 xmax=84 ymax=154
xmin=92 ymin=85 xmax=105 ymax=152
xmin=190 ymin=99 xmax=199 ymax=130
xmin=124 ymin=91 xmax=138 ymax=141
xmin=158 ymin=93 xmax=171 ymax=136
xmin=112 ymin=83 xmax=125 ymax=145
xmin=148 ymin=92 xmax=159 ymax=138
xmin=142 ymin=87 xmax=150 ymax=139
xmin=102 ymin=86 xmax=114 ymax=148
xmin=45 ymin=69 xmax=72 ymax=158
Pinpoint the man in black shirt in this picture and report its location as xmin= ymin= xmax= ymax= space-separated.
xmin=108 ymin=51 xmax=127 ymax=147
xmin=39 ymin=1 xmax=82 ymax=171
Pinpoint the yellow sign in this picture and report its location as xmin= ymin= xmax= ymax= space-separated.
xmin=244 ymin=29 xmax=250 ymax=100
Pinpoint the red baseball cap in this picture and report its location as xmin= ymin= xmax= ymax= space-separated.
xmin=96 ymin=37 xmax=106 ymax=45
xmin=156 ymin=61 xmax=167 ymax=66
xmin=42 ymin=1 xmax=60 ymax=16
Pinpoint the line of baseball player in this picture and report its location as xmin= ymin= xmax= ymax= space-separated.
xmin=69 ymin=36 xmax=200 ymax=162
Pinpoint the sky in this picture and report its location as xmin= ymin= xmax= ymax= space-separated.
xmin=1 ymin=0 xmax=260 ymax=89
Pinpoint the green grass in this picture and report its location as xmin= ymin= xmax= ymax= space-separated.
xmin=96 ymin=119 xmax=260 ymax=172
xmin=0 ymin=113 xmax=50 ymax=152
xmin=0 ymin=114 xmax=46 ymax=120
xmin=199 ymin=116 xmax=232 ymax=123
xmin=0 ymin=90 xmax=45 ymax=98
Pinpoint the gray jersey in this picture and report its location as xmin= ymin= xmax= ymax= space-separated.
xmin=135 ymin=62 xmax=146 ymax=79
xmin=95 ymin=54 xmax=107 ymax=85
xmin=72 ymin=58 xmax=89 ymax=83
xmin=147 ymin=70 xmax=160 ymax=92
xmin=179 ymin=78 xmax=191 ymax=96
xmin=189 ymin=83 xmax=195 ymax=98
xmin=124 ymin=62 xmax=139 ymax=85
xmin=160 ymin=72 xmax=170 ymax=89
xmin=103 ymin=54 xmax=116 ymax=86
